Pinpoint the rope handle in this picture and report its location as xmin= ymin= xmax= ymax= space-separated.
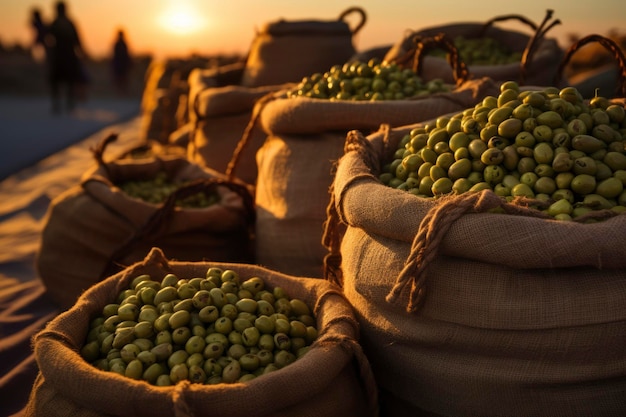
xmin=105 ymin=177 xmax=255 ymax=278
xmin=225 ymin=90 xmax=279 ymax=182
xmin=89 ymin=132 xmax=120 ymax=178
xmin=387 ymin=191 xmax=553 ymax=313
xmin=313 ymin=333 xmax=380 ymax=416
xmin=477 ymin=10 xmax=560 ymax=85
xmin=322 ymin=185 xmax=344 ymax=286
xmin=392 ymin=32 xmax=471 ymax=87
xmin=479 ymin=13 xmax=538 ymax=36
xmin=322 ymin=129 xmax=381 ymax=285
xmin=553 ymin=34 xmax=626 ymax=98
xmin=519 ymin=9 xmax=561 ymax=85
xmin=338 ymin=6 xmax=367 ymax=35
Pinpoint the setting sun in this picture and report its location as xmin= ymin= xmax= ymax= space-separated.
xmin=157 ymin=3 xmax=207 ymax=36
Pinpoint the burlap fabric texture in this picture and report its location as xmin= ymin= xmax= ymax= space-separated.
xmin=323 ymin=123 xmax=626 ymax=417
xmin=187 ymin=79 xmax=293 ymax=186
xmin=240 ymin=7 xmax=367 ymax=88
xmin=24 ymin=247 xmax=379 ymax=417
xmin=36 ymin=134 xmax=255 ymax=310
xmin=383 ymin=10 xmax=564 ymax=87
xmin=249 ymin=77 xmax=500 ymax=278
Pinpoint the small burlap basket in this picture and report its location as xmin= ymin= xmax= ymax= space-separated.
xmin=383 ymin=10 xmax=563 ymax=87
xmin=186 ymin=62 xmax=248 ymax=126
xmin=140 ymin=57 xmax=229 ymax=144
xmin=322 ymin=124 xmax=626 ymax=417
xmin=244 ymin=75 xmax=499 ymax=278
xmin=24 ymin=247 xmax=378 ymax=417
xmin=36 ymin=134 xmax=255 ymax=310
xmin=240 ymin=7 xmax=367 ymax=88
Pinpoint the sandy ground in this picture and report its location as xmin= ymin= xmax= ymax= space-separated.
xmin=0 ymin=95 xmax=145 ymax=416
xmin=0 ymin=95 xmax=143 ymax=280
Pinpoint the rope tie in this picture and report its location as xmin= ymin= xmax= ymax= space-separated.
xmin=386 ymin=190 xmax=506 ymax=313
xmin=313 ymin=334 xmax=379 ymax=417
xmin=172 ymin=380 xmax=194 ymax=417
xmin=225 ymin=91 xmax=278 ymax=182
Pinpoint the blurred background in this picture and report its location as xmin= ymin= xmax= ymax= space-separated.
xmin=1 ymin=0 xmax=626 ymax=97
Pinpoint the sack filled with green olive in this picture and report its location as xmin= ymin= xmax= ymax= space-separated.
xmin=321 ymin=84 xmax=626 ymax=416
xmin=243 ymin=52 xmax=500 ymax=279
xmin=37 ymin=134 xmax=256 ymax=310
xmin=378 ymin=82 xmax=626 ymax=220
xmin=25 ymin=247 xmax=378 ymax=417
xmin=383 ymin=10 xmax=564 ymax=87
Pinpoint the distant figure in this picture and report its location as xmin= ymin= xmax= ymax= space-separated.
xmin=111 ymin=29 xmax=133 ymax=95
xmin=46 ymin=1 xmax=88 ymax=113
xmin=30 ymin=8 xmax=49 ymax=63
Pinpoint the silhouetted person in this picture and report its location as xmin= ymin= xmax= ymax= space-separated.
xmin=30 ymin=8 xmax=49 ymax=63
xmin=46 ymin=1 xmax=86 ymax=113
xmin=111 ymin=29 xmax=133 ymax=95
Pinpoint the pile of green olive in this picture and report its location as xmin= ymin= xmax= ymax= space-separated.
xmin=80 ymin=268 xmax=318 ymax=385
xmin=285 ymin=58 xmax=450 ymax=101
xmin=117 ymin=171 xmax=219 ymax=208
xmin=380 ymin=81 xmax=626 ymax=220
xmin=429 ymin=35 xmax=523 ymax=65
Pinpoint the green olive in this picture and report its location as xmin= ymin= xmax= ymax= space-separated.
xmin=547 ymin=199 xmax=573 ymax=217
xmin=571 ymin=174 xmax=597 ymax=195
xmin=595 ymin=177 xmax=624 ymax=199
xmin=572 ymin=135 xmax=606 ymax=153
xmin=168 ymin=310 xmax=191 ymax=329
xmin=533 ymin=143 xmax=554 ymax=165
xmin=511 ymin=183 xmax=534 ymax=198
xmin=573 ymin=156 xmax=597 ymax=176
xmin=498 ymin=118 xmax=522 ymax=139
xmin=431 ymin=177 xmax=453 ymax=195
xmin=171 ymin=326 xmax=191 ymax=345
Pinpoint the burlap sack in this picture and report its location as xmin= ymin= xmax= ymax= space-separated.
xmin=323 ymin=124 xmax=626 ymax=417
xmin=186 ymin=61 xmax=247 ymax=126
xmin=251 ymin=77 xmax=500 ymax=278
xmin=384 ymin=10 xmax=563 ymax=87
xmin=139 ymin=59 xmax=188 ymax=144
xmin=187 ymin=83 xmax=292 ymax=186
xmin=140 ymin=57 xmax=235 ymax=144
xmin=240 ymin=7 xmax=367 ymax=88
xmin=36 ymin=135 xmax=255 ymax=310
xmin=24 ymin=247 xmax=378 ymax=417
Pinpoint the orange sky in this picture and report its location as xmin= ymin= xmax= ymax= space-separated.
xmin=1 ymin=0 xmax=625 ymax=60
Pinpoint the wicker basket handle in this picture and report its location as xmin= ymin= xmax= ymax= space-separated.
xmin=554 ymin=34 xmax=626 ymax=98
xmin=396 ymin=32 xmax=471 ymax=87
xmin=479 ymin=13 xmax=538 ymax=36
xmin=338 ymin=6 xmax=367 ymax=35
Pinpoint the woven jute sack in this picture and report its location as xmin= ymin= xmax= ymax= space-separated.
xmin=323 ymin=124 xmax=626 ymax=417
xmin=186 ymin=62 xmax=247 ymax=126
xmin=24 ymin=247 xmax=379 ymax=417
xmin=139 ymin=59 xmax=188 ymax=143
xmin=140 ymin=88 xmax=184 ymax=143
xmin=36 ymin=135 xmax=255 ymax=310
xmin=187 ymin=83 xmax=292 ymax=186
xmin=251 ymin=76 xmax=500 ymax=278
xmin=383 ymin=10 xmax=563 ymax=87
xmin=240 ymin=7 xmax=367 ymax=88
xmin=140 ymin=58 xmax=221 ymax=144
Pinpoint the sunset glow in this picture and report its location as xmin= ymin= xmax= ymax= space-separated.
xmin=157 ymin=4 xmax=207 ymax=36
xmin=0 ymin=1 xmax=625 ymax=60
